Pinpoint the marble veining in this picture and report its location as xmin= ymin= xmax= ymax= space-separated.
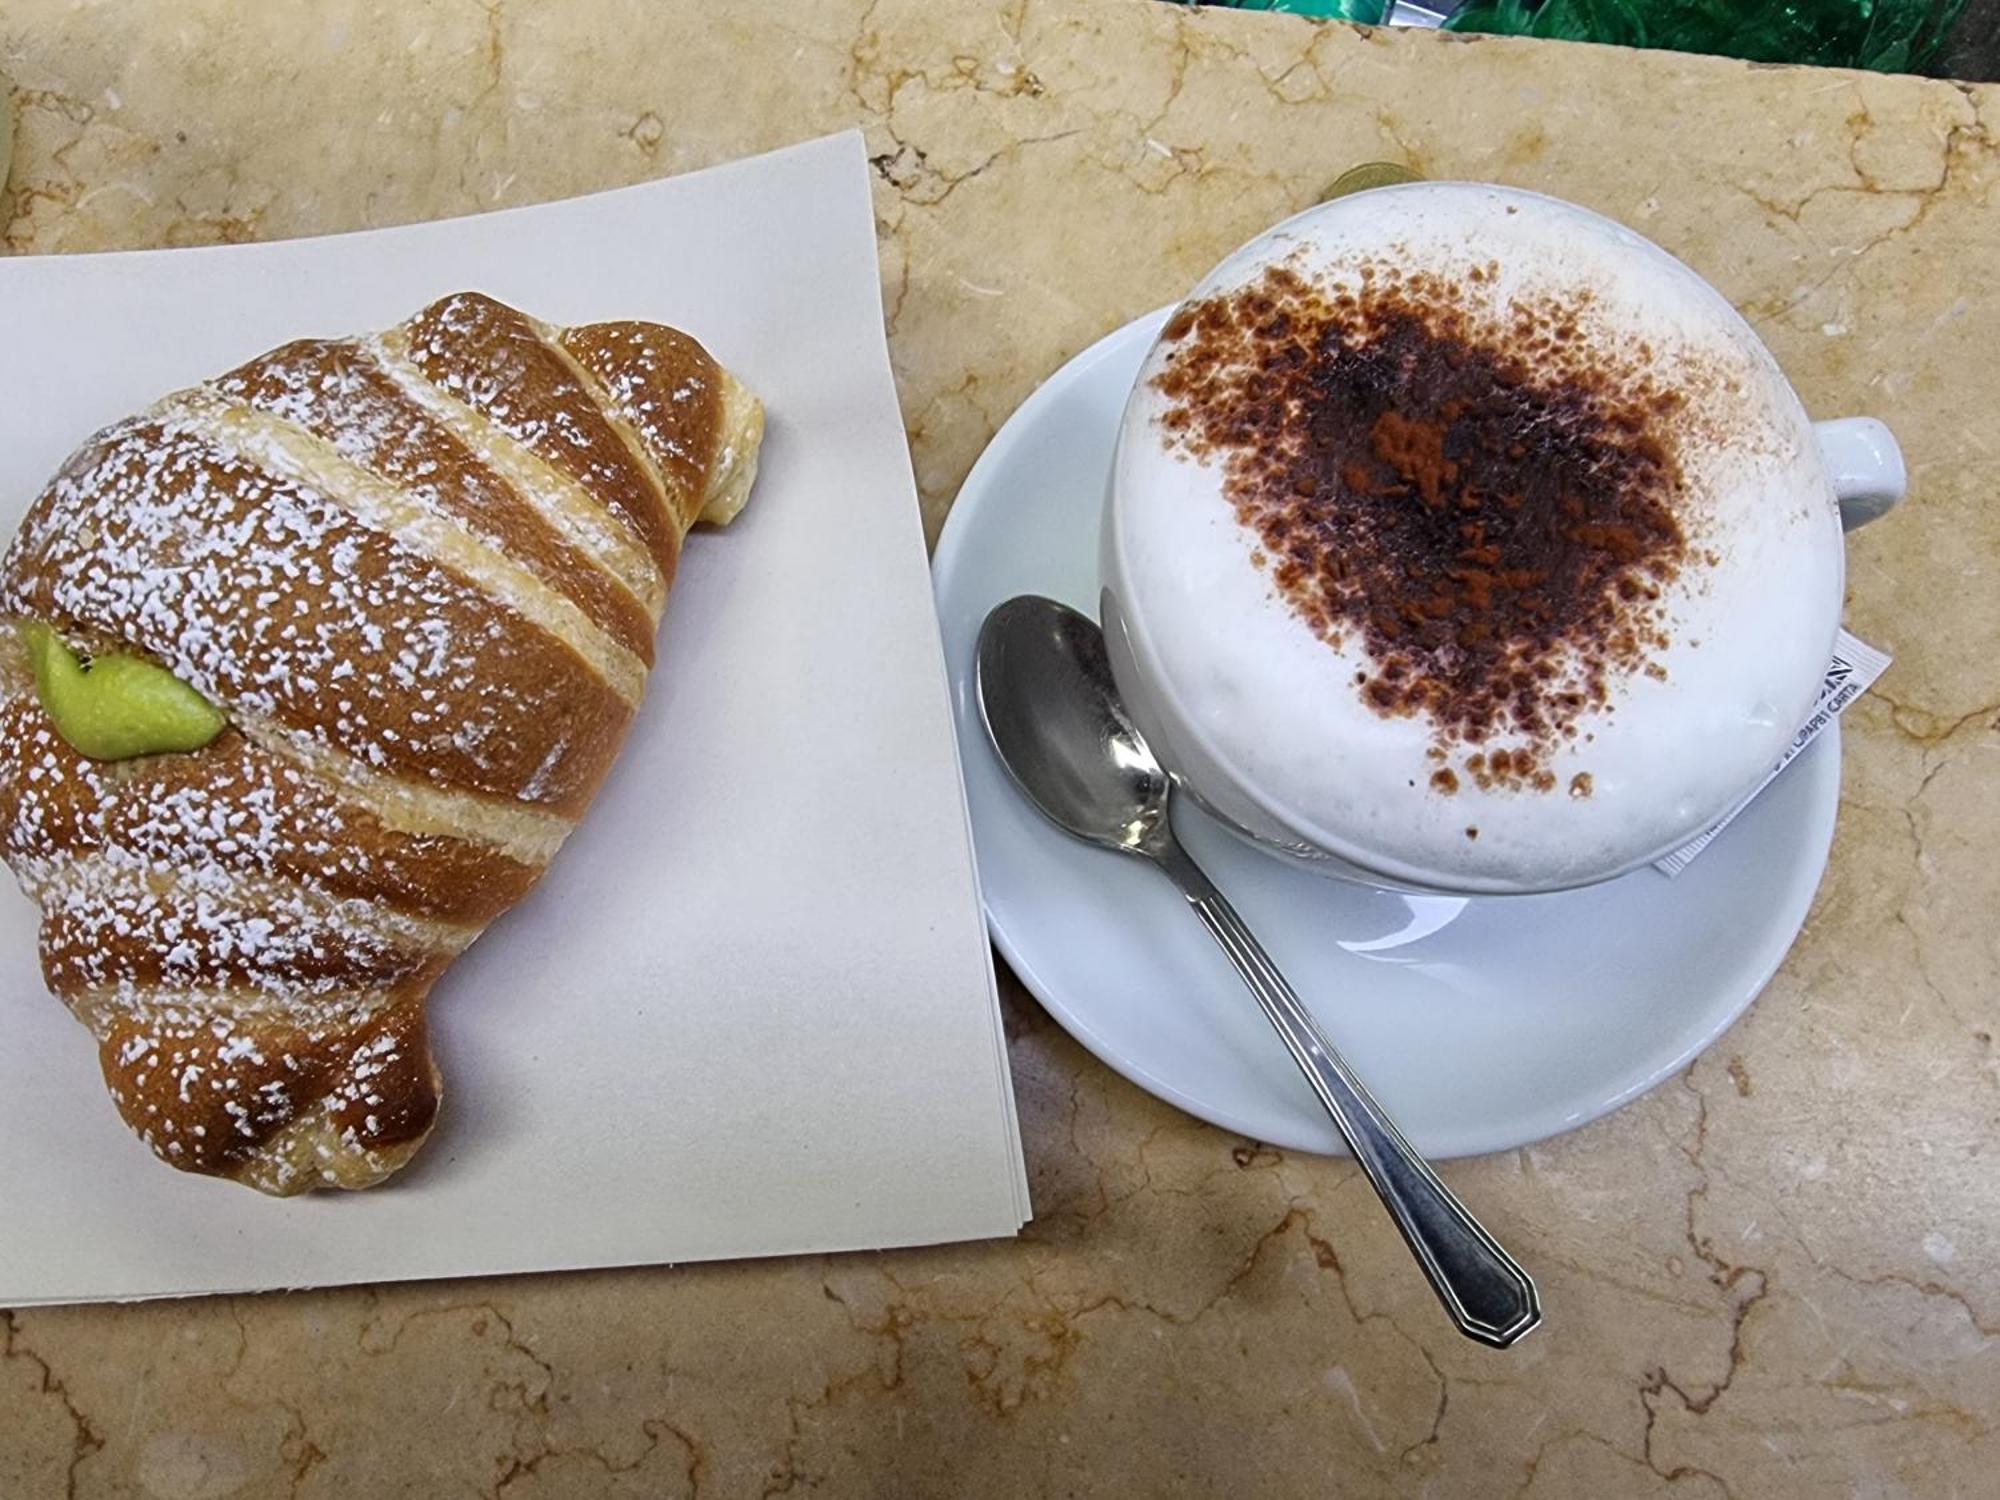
xmin=1 ymin=1 xmax=1996 ymax=1495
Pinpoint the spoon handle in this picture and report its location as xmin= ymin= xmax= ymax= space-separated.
xmin=1154 ymin=839 xmax=1541 ymax=1349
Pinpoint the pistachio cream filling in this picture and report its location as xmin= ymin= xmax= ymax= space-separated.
xmin=21 ymin=622 xmax=226 ymax=761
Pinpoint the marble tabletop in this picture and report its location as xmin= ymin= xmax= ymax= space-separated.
xmin=3 ymin=1 xmax=1996 ymax=1494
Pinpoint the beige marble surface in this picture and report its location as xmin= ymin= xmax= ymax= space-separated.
xmin=2 ymin=2 xmax=1997 ymax=1495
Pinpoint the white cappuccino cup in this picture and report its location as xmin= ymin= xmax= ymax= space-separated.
xmin=1100 ymin=183 xmax=1904 ymax=896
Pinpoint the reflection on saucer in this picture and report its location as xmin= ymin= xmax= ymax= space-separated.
xmin=1337 ymin=895 xmax=1472 ymax=955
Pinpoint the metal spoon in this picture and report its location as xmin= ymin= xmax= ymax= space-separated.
xmin=976 ymin=595 xmax=1541 ymax=1349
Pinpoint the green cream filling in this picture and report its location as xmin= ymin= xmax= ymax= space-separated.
xmin=21 ymin=623 xmax=226 ymax=761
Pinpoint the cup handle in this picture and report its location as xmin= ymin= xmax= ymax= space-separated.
xmin=1813 ymin=417 xmax=1906 ymax=532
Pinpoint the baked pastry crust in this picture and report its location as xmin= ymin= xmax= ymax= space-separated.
xmin=0 ymin=292 xmax=764 ymax=1194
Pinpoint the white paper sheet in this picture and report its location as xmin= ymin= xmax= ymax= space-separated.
xmin=0 ymin=131 xmax=1028 ymax=1306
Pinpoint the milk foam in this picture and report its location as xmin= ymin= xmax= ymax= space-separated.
xmin=1108 ymin=185 xmax=1843 ymax=890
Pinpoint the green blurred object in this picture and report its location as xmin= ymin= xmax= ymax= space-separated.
xmin=1207 ymin=0 xmax=1390 ymax=18
xmin=1442 ymin=0 xmax=1966 ymax=72
xmin=1321 ymin=161 xmax=1424 ymax=199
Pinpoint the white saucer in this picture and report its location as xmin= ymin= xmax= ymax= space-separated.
xmin=933 ymin=309 xmax=1840 ymax=1158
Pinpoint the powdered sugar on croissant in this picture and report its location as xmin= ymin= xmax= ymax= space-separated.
xmin=0 ymin=292 xmax=763 ymax=1194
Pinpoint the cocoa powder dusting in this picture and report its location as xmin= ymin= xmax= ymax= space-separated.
xmin=1154 ymin=258 xmax=1702 ymax=782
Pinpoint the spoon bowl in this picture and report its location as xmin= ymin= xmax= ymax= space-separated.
xmin=975 ymin=595 xmax=1170 ymax=858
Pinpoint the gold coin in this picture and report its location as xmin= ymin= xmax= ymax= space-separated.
xmin=1321 ymin=161 xmax=1422 ymax=202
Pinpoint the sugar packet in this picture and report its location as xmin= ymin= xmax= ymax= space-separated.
xmin=1655 ymin=628 xmax=1891 ymax=876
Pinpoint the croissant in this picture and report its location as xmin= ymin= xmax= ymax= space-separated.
xmin=0 ymin=292 xmax=763 ymax=1194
